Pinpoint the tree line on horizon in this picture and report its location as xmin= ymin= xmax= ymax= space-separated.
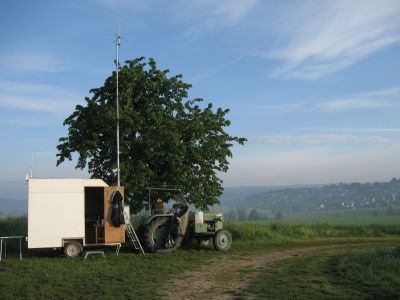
xmin=224 ymin=208 xmax=283 ymax=221
xmin=220 ymin=178 xmax=400 ymax=215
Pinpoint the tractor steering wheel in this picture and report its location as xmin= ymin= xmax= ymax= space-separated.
xmin=169 ymin=204 xmax=188 ymax=217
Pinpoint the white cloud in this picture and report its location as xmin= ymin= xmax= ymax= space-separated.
xmin=255 ymin=86 xmax=400 ymax=114
xmin=0 ymin=119 xmax=48 ymax=126
xmin=195 ymin=0 xmax=258 ymax=24
xmin=266 ymin=0 xmax=400 ymax=79
xmin=98 ymin=0 xmax=143 ymax=8
xmin=96 ymin=0 xmax=258 ymax=38
xmin=316 ymin=98 xmax=397 ymax=112
xmin=0 ymin=53 xmax=67 ymax=73
xmin=252 ymin=102 xmax=305 ymax=113
xmin=362 ymin=87 xmax=400 ymax=97
xmin=223 ymin=144 xmax=400 ymax=186
xmin=316 ymin=87 xmax=400 ymax=112
xmin=190 ymin=56 xmax=244 ymax=83
xmin=305 ymin=127 xmax=400 ymax=133
xmin=253 ymin=134 xmax=390 ymax=145
xmin=0 ymin=82 xmax=82 ymax=113
xmin=172 ymin=0 xmax=258 ymax=34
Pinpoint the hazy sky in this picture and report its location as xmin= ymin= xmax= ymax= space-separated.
xmin=0 ymin=0 xmax=399 ymax=187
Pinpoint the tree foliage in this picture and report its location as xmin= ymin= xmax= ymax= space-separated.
xmin=236 ymin=208 xmax=249 ymax=221
xmin=248 ymin=209 xmax=261 ymax=221
xmin=57 ymin=57 xmax=246 ymax=211
xmin=224 ymin=209 xmax=237 ymax=221
xmin=275 ymin=210 xmax=283 ymax=220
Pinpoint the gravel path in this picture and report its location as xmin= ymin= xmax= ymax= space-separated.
xmin=161 ymin=245 xmax=333 ymax=300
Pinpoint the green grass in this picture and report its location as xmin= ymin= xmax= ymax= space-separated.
xmin=0 ymin=247 xmax=221 ymax=299
xmin=225 ymin=221 xmax=400 ymax=243
xmin=336 ymin=247 xmax=400 ymax=299
xmin=3 ymin=238 xmax=399 ymax=299
xmin=237 ymin=244 xmax=400 ymax=299
xmin=1 ymin=217 xmax=400 ymax=299
xmin=235 ymin=250 xmax=350 ymax=299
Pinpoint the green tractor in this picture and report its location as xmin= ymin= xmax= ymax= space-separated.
xmin=138 ymin=187 xmax=232 ymax=253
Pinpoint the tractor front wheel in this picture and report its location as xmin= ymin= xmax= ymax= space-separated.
xmin=143 ymin=217 xmax=182 ymax=253
xmin=213 ymin=229 xmax=232 ymax=251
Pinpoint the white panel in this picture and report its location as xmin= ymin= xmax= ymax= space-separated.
xmin=28 ymin=192 xmax=84 ymax=248
xmin=28 ymin=179 xmax=87 ymax=248
xmin=27 ymin=178 xmax=108 ymax=248
xmin=30 ymin=179 xmax=84 ymax=193
xmin=29 ymin=179 xmax=108 ymax=194
xmin=83 ymin=179 xmax=108 ymax=187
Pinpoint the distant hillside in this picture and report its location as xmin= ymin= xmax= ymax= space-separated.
xmin=219 ymin=178 xmax=400 ymax=213
xmin=217 ymin=184 xmax=323 ymax=209
xmin=1 ymin=178 xmax=400 ymax=216
xmin=0 ymin=198 xmax=27 ymax=216
xmin=0 ymin=180 xmax=27 ymax=215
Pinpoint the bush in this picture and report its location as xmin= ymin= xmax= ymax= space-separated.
xmin=0 ymin=215 xmax=27 ymax=236
xmin=0 ymin=215 xmax=27 ymax=252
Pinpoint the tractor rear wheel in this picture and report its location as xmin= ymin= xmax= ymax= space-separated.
xmin=213 ymin=229 xmax=232 ymax=251
xmin=143 ymin=217 xmax=182 ymax=253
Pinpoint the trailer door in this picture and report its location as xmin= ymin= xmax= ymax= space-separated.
xmin=104 ymin=187 xmax=126 ymax=244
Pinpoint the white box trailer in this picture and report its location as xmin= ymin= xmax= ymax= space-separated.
xmin=28 ymin=178 xmax=126 ymax=257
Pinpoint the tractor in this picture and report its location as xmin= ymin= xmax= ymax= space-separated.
xmin=137 ymin=187 xmax=232 ymax=253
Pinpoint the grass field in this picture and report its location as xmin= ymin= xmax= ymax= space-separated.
xmin=237 ymin=245 xmax=400 ymax=299
xmin=280 ymin=207 xmax=400 ymax=225
xmin=0 ymin=247 xmax=220 ymax=299
xmin=1 ymin=215 xmax=400 ymax=299
xmin=248 ymin=207 xmax=400 ymax=225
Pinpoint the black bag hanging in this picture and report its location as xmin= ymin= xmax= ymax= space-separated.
xmin=111 ymin=191 xmax=124 ymax=227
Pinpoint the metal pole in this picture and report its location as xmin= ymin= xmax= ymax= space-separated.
xmin=19 ymin=237 xmax=22 ymax=260
xmin=148 ymin=189 xmax=151 ymax=212
xmin=116 ymin=34 xmax=121 ymax=187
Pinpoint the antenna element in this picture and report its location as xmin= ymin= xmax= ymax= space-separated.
xmin=30 ymin=154 xmax=34 ymax=178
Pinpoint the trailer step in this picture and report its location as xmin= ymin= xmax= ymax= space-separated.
xmin=84 ymin=250 xmax=105 ymax=259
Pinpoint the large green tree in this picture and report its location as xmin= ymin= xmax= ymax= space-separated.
xmin=57 ymin=57 xmax=245 ymax=211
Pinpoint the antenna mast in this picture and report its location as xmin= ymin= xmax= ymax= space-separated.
xmin=30 ymin=154 xmax=34 ymax=178
xmin=115 ymin=34 xmax=121 ymax=187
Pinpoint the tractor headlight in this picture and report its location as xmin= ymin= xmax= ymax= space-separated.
xmin=215 ymin=213 xmax=224 ymax=221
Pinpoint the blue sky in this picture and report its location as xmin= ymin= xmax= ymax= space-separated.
xmin=0 ymin=0 xmax=400 ymax=188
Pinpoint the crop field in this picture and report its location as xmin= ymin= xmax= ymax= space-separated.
xmin=1 ymin=215 xmax=400 ymax=299
xmin=280 ymin=207 xmax=400 ymax=225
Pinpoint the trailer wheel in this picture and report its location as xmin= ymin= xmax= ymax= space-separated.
xmin=64 ymin=241 xmax=83 ymax=258
xmin=143 ymin=217 xmax=182 ymax=253
xmin=213 ymin=229 xmax=232 ymax=251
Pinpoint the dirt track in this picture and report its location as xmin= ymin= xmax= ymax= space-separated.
xmin=161 ymin=246 xmax=331 ymax=300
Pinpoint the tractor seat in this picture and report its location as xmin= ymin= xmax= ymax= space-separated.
xmin=154 ymin=208 xmax=164 ymax=214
